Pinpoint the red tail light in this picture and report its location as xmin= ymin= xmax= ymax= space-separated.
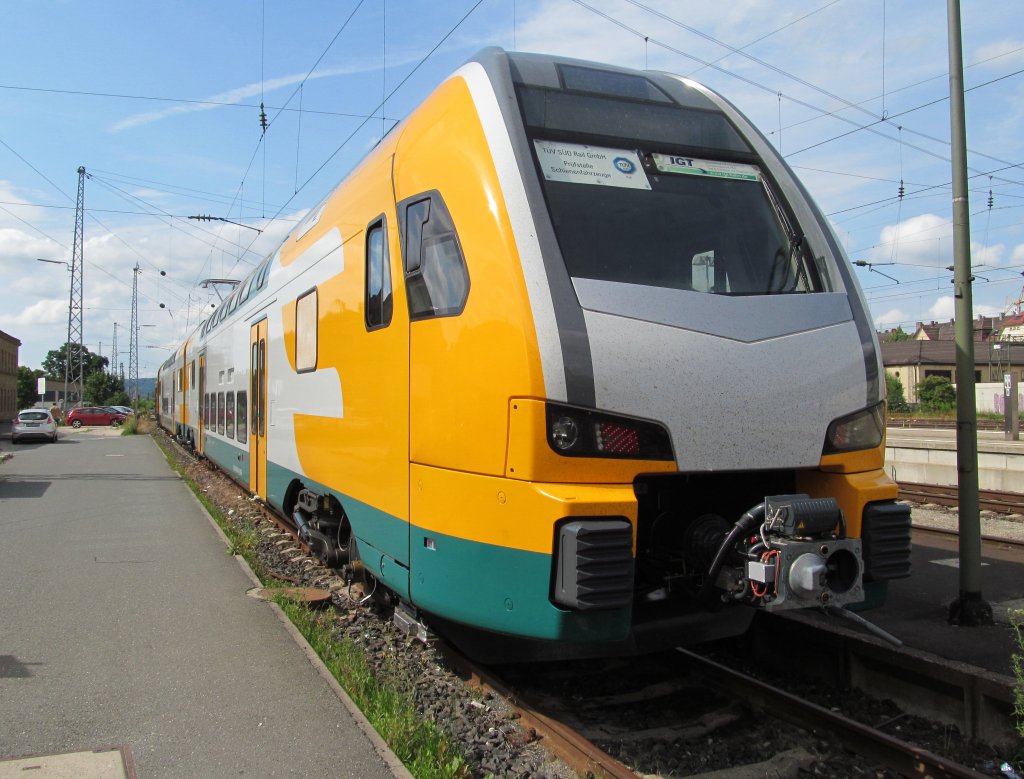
xmin=545 ymin=403 xmax=673 ymax=461
xmin=596 ymin=422 xmax=641 ymax=455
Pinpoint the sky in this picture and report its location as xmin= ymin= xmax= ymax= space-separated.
xmin=1 ymin=0 xmax=1021 ymax=376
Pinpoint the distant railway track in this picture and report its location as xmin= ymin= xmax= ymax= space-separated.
xmin=898 ymin=481 xmax=1024 ymax=514
xmin=889 ymin=418 xmax=1003 ymax=431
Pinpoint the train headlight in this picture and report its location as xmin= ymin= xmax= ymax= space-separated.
xmin=546 ymin=403 xmax=674 ymax=460
xmin=824 ymin=402 xmax=885 ymax=454
xmin=551 ymin=416 xmax=580 ymax=451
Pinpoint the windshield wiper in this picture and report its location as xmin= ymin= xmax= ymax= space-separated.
xmin=762 ymin=181 xmax=809 ymax=292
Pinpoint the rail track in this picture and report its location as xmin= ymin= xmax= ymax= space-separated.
xmin=484 ymin=644 xmax=993 ymax=778
xmin=899 ymin=481 xmax=1024 ymax=515
xmin=163 ymin=431 xmax=1001 ymax=777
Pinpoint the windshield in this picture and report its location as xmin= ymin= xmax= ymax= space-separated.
xmin=532 ymin=140 xmax=821 ymax=296
xmin=19 ymin=411 xmax=49 ymax=421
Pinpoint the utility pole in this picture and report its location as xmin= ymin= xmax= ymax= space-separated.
xmin=65 ymin=166 xmax=86 ymax=408
xmin=129 ymin=264 xmax=140 ymax=405
xmin=111 ymin=322 xmax=118 ymax=378
xmin=947 ymin=0 xmax=992 ymax=626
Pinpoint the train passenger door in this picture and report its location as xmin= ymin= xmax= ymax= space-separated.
xmin=171 ymin=363 xmax=178 ymax=435
xmin=197 ymin=354 xmax=206 ymax=455
xmin=249 ymin=320 xmax=268 ymax=500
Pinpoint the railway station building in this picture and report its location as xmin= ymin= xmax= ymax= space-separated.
xmin=35 ymin=377 xmax=84 ymax=409
xmin=881 ymin=340 xmax=1024 ymax=405
xmin=880 ymin=313 xmax=1024 ymax=405
xmin=0 ymin=329 xmax=21 ymax=422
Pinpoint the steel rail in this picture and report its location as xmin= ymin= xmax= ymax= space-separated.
xmin=674 ymin=648 xmax=987 ymax=779
xmin=436 ymin=644 xmax=642 ymax=779
xmin=899 ymin=481 xmax=1024 ymax=515
xmin=911 ymin=523 xmax=1024 ymax=552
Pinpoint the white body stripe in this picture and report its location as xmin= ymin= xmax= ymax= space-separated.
xmin=454 ymin=62 xmax=567 ymax=402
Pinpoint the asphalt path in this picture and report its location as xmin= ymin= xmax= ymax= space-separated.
xmin=0 ymin=427 xmax=399 ymax=778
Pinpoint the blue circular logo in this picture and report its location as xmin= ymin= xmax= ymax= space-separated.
xmin=613 ymin=157 xmax=636 ymax=174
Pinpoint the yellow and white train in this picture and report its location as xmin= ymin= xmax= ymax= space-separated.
xmin=157 ymin=48 xmax=910 ymax=658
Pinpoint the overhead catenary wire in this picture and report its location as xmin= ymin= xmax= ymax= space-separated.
xmin=219 ymin=0 xmax=488 ymax=284
xmin=569 ymin=0 xmax=1024 ymax=189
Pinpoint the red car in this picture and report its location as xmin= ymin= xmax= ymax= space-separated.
xmin=65 ymin=406 xmax=127 ymax=428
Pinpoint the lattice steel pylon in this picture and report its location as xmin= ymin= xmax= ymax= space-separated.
xmin=64 ymin=166 xmax=86 ymax=407
xmin=129 ymin=264 xmax=140 ymax=404
xmin=111 ymin=322 xmax=118 ymax=377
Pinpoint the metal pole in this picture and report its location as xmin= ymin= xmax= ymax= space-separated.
xmin=947 ymin=0 xmax=991 ymax=626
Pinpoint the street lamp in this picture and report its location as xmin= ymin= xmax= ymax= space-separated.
xmin=36 ymin=257 xmax=71 ymax=271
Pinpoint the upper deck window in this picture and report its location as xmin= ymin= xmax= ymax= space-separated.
xmin=295 ymin=288 xmax=318 ymax=372
xmin=559 ymin=65 xmax=672 ymax=103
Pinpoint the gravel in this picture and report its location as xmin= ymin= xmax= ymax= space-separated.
xmin=167 ymin=436 xmax=574 ymax=779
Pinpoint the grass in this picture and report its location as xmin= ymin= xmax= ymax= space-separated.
xmin=1013 ymin=610 xmax=1024 ymax=747
xmin=121 ymin=414 xmax=156 ymax=436
xmin=889 ymin=409 xmax=1005 ymax=421
xmin=277 ymin=598 xmax=466 ymax=778
xmin=150 ymin=431 xmax=467 ymax=778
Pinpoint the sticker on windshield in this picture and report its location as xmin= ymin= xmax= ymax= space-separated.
xmin=652 ymin=154 xmax=761 ymax=182
xmin=534 ymin=141 xmax=651 ymax=190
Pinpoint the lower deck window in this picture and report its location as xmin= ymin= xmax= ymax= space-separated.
xmin=236 ymin=391 xmax=248 ymax=443
xmin=226 ymin=392 xmax=235 ymax=439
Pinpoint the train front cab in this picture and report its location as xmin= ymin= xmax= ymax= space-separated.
xmin=382 ymin=53 xmax=910 ymax=657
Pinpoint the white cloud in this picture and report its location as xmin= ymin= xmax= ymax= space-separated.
xmin=972 ymin=39 xmax=1024 ymax=69
xmin=0 ymin=297 xmax=66 ymax=328
xmin=869 ymin=213 xmax=952 ymax=267
xmin=0 ymin=227 xmax=65 ymax=260
xmin=973 ymin=241 xmax=1006 ymax=267
xmin=873 ymin=307 xmax=911 ymax=329
xmin=926 ymin=295 xmax=1003 ymax=322
xmin=111 ymin=65 xmax=369 ymax=132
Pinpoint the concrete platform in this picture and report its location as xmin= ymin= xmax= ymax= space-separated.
xmin=859 ymin=522 xmax=1024 ymax=678
xmin=887 ymin=426 xmax=1024 ymax=491
xmin=0 ymin=428 xmax=407 ymax=778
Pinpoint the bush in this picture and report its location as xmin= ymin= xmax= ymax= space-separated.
xmin=885 ymin=372 xmax=909 ymax=412
xmin=916 ymin=376 xmax=957 ymax=411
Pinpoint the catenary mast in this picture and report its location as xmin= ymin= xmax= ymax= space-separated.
xmin=64 ymin=166 xmax=86 ymax=407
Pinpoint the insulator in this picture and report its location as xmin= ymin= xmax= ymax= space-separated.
xmin=897 ymin=179 xmax=905 ymax=200
xmin=259 ymin=101 xmax=268 ymax=131
xmin=988 ymin=190 xmax=994 ymax=209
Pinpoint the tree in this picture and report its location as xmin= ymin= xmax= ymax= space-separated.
xmin=41 ymin=342 xmax=108 ymax=384
xmin=917 ymin=375 xmax=956 ymax=411
xmin=83 ymin=371 xmax=128 ymax=406
xmin=885 ymin=326 xmax=913 ymax=342
xmin=16 ymin=366 xmax=44 ymax=410
xmin=885 ymin=372 xmax=908 ymax=412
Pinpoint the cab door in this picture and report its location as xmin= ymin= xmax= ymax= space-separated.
xmin=249 ymin=320 xmax=268 ymax=499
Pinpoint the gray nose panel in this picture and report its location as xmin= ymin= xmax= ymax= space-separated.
xmin=572 ymin=278 xmax=853 ymax=343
